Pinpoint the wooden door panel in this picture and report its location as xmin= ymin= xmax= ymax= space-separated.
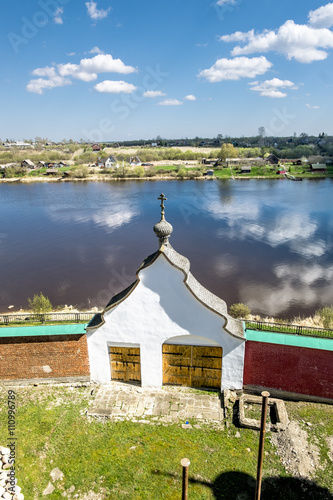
xmin=163 ymin=344 xmax=222 ymax=389
xmin=110 ymin=347 xmax=141 ymax=383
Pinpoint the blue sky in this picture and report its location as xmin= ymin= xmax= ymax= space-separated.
xmin=1 ymin=0 xmax=333 ymax=141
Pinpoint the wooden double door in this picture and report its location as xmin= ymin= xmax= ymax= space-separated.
xmin=162 ymin=344 xmax=222 ymax=389
xmin=110 ymin=346 xmax=141 ymax=384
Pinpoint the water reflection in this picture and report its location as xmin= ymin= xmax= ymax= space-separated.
xmin=274 ymin=263 xmax=333 ymax=284
xmin=0 ymin=179 xmax=332 ymax=318
xmin=48 ymin=205 xmax=136 ymax=232
xmin=241 ymin=278 xmax=333 ymax=318
xmin=210 ymin=191 xmax=329 ymax=260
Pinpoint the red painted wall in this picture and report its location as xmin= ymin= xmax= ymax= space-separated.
xmin=244 ymin=341 xmax=333 ymax=400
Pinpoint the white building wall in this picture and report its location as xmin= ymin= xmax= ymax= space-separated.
xmin=87 ymin=255 xmax=245 ymax=390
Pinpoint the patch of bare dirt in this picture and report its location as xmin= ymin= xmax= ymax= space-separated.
xmin=270 ymin=421 xmax=320 ymax=478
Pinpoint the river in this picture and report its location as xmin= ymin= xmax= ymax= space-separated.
xmin=0 ymin=178 xmax=332 ymax=318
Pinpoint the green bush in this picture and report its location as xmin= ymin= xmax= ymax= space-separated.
xmin=132 ymin=166 xmax=144 ymax=177
xmin=177 ymin=167 xmax=187 ymax=178
xmin=315 ymin=306 xmax=333 ymax=328
xmin=145 ymin=166 xmax=157 ymax=177
xmin=28 ymin=292 xmax=52 ymax=314
xmin=69 ymin=166 xmax=89 ymax=178
xmin=229 ymin=303 xmax=251 ymax=319
xmin=3 ymin=166 xmax=27 ymax=178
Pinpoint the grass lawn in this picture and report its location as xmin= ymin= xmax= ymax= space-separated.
xmin=28 ymin=167 xmax=72 ymax=176
xmin=0 ymin=386 xmax=332 ymax=499
xmin=155 ymin=165 xmax=179 ymax=171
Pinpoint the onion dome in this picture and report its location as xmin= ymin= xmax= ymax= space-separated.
xmin=153 ymin=193 xmax=173 ymax=246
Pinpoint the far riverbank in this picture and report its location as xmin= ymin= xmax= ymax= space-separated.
xmin=0 ymin=174 xmax=331 ymax=183
xmin=0 ymin=307 xmax=330 ymax=330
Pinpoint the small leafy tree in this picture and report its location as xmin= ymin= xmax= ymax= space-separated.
xmin=219 ymin=143 xmax=238 ymax=161
xmin=229 ymin=303 xmax=251 ymax=319
xmin=315 ymin=306 xmax=333 ymax=328
xmin=28 ymin=292 xmax=52 ymax=315
xmin=177 ymin=167 xmax=187 ymax=178
xmin=133 ymin=166 xmax=144 ymax=177
xmin=145 ymin=166 xmax=157 ymax=177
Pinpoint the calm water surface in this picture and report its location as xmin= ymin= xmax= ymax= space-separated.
xmin=0 ymin=179 xmax=332 ymax=318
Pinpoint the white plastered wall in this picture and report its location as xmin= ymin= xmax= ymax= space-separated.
xmin=86 ymin=255 xmax=245 ymax=389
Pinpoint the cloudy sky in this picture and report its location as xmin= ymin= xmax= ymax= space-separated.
xmin=1 ymin=0 xmax=333 ymax=141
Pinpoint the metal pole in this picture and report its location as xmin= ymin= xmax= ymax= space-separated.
xmin=181 ymin=458 xmax=190 ymax=500
xmin=255 ymin=391 xmax=270 ymax=500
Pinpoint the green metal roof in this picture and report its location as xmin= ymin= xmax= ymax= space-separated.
xmin=0 ymin=324 xmax=87 ymax=338
xmin=245 ymin=329 xmax=333 ymax=351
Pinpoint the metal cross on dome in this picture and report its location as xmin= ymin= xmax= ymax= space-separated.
xmin=158 ymin=193 xmax=167 ymax=219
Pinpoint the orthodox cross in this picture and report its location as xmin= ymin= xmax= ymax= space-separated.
xmin=158 ymin=193 xmax=167 ymax=220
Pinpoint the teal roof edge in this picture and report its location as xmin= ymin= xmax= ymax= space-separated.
xmin=0 ymin=324 xmax=87 ymax=338
xmin=245 ymin=329 xmax=333 ymax=352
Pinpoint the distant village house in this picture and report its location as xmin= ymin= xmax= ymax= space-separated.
xmin=21 ymin=159 xmax=35 ymax=169
xmin=104 ymin=155 xmax=119 ymax=169
xmin=311 ymin=163 xmax=327 ymax=172
xmin=129 ymin=156 xmax=142 ymax=166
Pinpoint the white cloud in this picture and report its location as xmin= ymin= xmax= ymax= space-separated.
xmin=32 ymin=66 xmax=57 ymax=78
xmin=26 ymin=76 xmax=71 ymax=94
xmin=94 ymin=80 xmax=137 ymax=93
xmin=89 ymin=46 xmax=104 ymax=54
xmin=158 ymin=99 xmax=183 ymax=106
xmin=85 ymin=1 xmax=111 ymax=20
xmin=309 ymin=3 xmax=333 ymax=28
xmin=79 ymin=54 xmax=136 ymax=75
xmin=58 ymin=63 xmax=96 ymax=82
xmin=143 ymin=90 xmax=166 ymax=98
xmin=27 ymin=53 xmax=136 ymax=93
xmin=184 ymin=94 xmax=197 ymax=101
xmin=67 ymin=52 xmax=76 ymax=57
xmin=216 ymin=0 xmax=236 ymax=4
xmin=54 ymin=7 xmax=63 ymax=24
xmin=198 ymin=56 xmax=272 ymax=82
xmin=249 ymin=78 xmax=297 ymax=98
xmin=306 ymin=103 xmax=320 ymax=109
xmin=220 ymin=19 xmax=333 ymax=63
xmin=57 ymin=54 xmax=135 ymax=82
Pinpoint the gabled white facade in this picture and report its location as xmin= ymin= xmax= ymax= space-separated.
xmin=86 ymin=243 xmax=245 ymax=390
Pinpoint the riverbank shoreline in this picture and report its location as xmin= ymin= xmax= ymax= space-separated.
xmin=0 ymin=307 xmax=329 ymax=330
xmin=0 ymin=174 xmax=330 ymax=183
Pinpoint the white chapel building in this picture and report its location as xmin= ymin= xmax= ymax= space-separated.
xmin=86 ymin=194 xmax=246 ymax=391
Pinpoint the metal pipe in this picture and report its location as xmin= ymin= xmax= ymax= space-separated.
xmin=255 ymin=391 xmax=270 ymax=500
xmin=181 ymin=458 xmax=190 ymax=500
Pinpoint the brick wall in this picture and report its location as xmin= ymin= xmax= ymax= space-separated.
xmin=0 ymin=335 xmax=90 ymax=380
xmin=244 ymin=341 xmax=333 ymax=400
